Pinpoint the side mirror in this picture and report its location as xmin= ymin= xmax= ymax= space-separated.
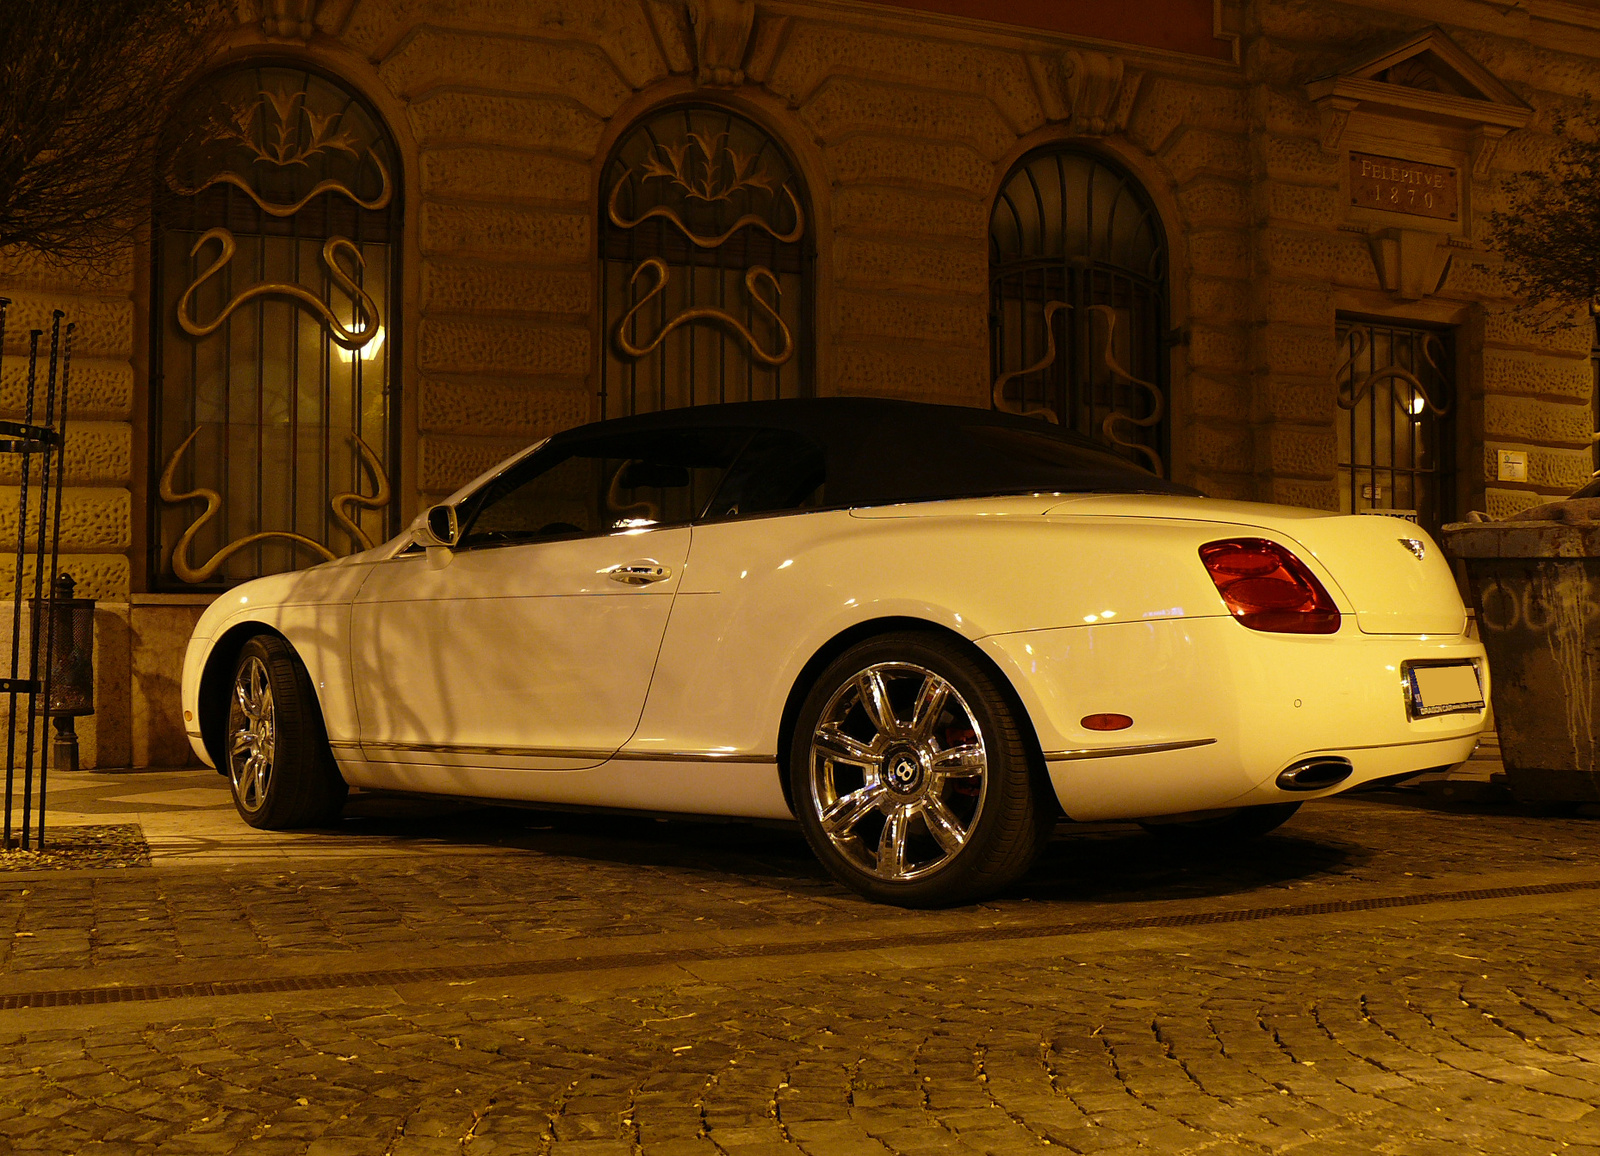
xmin=414 ymin=503 xmax=460 ymax=549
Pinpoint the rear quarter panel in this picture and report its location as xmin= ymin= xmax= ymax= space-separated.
xmin=628 ymin=505 xmax=1250 ymax=759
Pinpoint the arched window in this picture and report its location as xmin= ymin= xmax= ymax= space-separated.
xmin=151 ymin=64 xmax=400 ymax=590
xmin=989 ymin=148 xmax=1169 ymax=474
xmin=600 ymin=105 xmax=812 ymax=418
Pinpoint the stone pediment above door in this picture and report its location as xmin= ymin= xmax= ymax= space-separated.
xmin=1304 ymin=26 xmax=1531 ymax=175
xmin=1304 ymin=27 xmax=1531 ymax=298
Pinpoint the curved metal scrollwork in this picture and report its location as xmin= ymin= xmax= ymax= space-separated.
xmin=330 ymin=435 xmax=392 ymax=552
xmin=989 ymin=147 xmax=1169 ymax=474
xmin=1334 ymin=328 xmax=1450 ymax=416
xmin=988 ymin=302 xmax=1166 ymax=474
xmin=608 ymin=175 xmax=804 ymax=249
xmin=600 ymin=107 xmax=810 ymax=417
xmin=607 ymin=130 xmax=804 ymax=248
xmin=1090 ymin=305 xmax=1166 ymax=477
xmin=990 ymin=300 xmax=1068 ymax=424
xmin=166 ymin=86 xmax=394 ymax=217
xmin=168 ymin=155 xmax=392 ymax=219
xmin=159 ymin=430 xmax=392 ymax=583
xmin=614 ymin=257 xmax=794 ymax=367
xmin=177 ymin=227 xmax=380 ymax=349
xmin=159 ymin=429 xmax=335 ymax=584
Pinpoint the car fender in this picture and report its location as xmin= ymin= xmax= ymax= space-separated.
xmin=183 ymin=559 xmax=376 ymax=765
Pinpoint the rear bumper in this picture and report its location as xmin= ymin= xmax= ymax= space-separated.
xmin=980 ymin=615 xmax=1486 ymax=821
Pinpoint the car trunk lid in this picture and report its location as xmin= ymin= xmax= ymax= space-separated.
xmin=1273 ymin=514 xmax=1464 ymax=635
xmin=1042 ymin=495 xmax=1465 ymax=635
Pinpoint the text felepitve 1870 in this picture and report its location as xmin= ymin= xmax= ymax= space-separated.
xmin=1349 ymin=153 xmax=1459 ymax=221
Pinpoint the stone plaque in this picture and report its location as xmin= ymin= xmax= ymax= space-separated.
xmin=1349 ymin=153 xmax=1458 ymax=221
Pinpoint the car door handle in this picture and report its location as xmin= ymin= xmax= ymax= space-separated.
xmin=604 ymin=561 xmax=672 ymax=586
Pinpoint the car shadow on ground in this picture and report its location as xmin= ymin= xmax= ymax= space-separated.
xmin=332 ymin=790 xmax=1366 ymax=905
xmin=1013 ymin=827 xmax=1362 ymax=903
xmin=1358 ymin=781 xmax=1600 ymax=819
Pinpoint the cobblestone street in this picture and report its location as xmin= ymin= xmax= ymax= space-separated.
xmin=3 ymin=771 xmax=1600 ymax=1155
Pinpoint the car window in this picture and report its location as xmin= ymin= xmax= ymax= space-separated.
xmin=456 ymin=428 xmax=747 ymax=549
xmin=702 ymin=429 xmax=826 ymax=520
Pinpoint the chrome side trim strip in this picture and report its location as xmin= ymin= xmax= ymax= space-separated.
xmin=365 ymin=741 xmax=612 ymax=760
xmin=358 ymin=741 xmax=777 ymax=764
xmin=1044 ymin=738 xmax=1217 ymax=762
xmin=611 ymin=750 xmax=778 ymax=764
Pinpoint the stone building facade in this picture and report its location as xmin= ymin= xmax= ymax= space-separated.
xmin=0 ymin=0 xmax=1592 ymax=767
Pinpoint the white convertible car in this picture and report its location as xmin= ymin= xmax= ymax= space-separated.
xmin=183 ymin=399 xmax=1487 ymax=905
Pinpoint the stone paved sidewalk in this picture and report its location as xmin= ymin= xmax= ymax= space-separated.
xmin=1 ymin=770 xmax=1599 ymax=1154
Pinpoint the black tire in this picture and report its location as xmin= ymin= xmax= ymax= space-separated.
xmin=1137 ymin=802 xmax=1300 ymax=844
xmin=788 ymin=632 xmax=1052 ymax=907
xmin=224 ymin=635 xmax=348 ymax=829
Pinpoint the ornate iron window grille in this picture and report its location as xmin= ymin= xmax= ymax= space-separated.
xmin=1334 ymin=317 xmax=1455 ymax=534
xmin=989 ymin=148 xmax=1169 ymax=475
xmin=150 ymin=63 xmax=401 ymax=591
xmin=600 ymin=105 xmax=813 ymax=419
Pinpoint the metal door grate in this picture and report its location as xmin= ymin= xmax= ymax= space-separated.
xmin=1335 ymin=318 xmax=1454 ymax=533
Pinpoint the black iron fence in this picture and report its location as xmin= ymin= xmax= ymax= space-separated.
xmin=0 ymin=299 xmax=75 ymax=850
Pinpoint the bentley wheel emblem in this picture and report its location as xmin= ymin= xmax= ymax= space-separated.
xmin=1399 ymin=538 xmax=1426 ymax=561
xmin=885 ymin=753 xmax=922 ymax=793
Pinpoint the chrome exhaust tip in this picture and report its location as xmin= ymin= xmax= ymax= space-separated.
xmin=1276 ymin=756 xmax=1354 ymax=792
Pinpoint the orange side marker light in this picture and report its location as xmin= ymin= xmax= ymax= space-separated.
xmin=1081 ymin=713 xmax=1133 ymax=731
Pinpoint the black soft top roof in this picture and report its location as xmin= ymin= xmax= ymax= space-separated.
xmin=549 ymin=398 xmax=1197 ymax=506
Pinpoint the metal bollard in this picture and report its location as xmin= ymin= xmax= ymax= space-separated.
xmin=32 ymin=573 xmax=95 ymax=774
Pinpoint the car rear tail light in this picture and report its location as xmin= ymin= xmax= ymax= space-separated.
xmin=1199 ymin=538 xmax=1340 ymax=634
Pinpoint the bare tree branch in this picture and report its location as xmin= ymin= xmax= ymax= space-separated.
xmin=1488 ymin=107 xmax=1600 ymax=333
xmin=0 ymin=0 xmax=227 ymax=264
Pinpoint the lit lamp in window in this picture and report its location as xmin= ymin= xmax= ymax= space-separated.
xmin=32 ymin=573 xmax=94 ymax=773
xmin=338 ymin=326 xmax=384 ymax=363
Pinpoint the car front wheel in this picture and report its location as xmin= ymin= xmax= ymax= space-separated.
xmin=225 ymin=635 xmax=347 ymax=829
xmin=789 ymin=633 xmax=1051 ymax=907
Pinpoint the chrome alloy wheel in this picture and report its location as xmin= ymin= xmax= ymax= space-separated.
xmin=807 ymin=662 xmax=989 ymax=882
xmin=227 ymin=654 xmax=276 ymax=814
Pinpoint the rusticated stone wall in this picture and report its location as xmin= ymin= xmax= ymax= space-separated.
xmin=0 ymin=256 xmax=135 ymax=604
xmin=3 ymin=0 xmax=1600 ymax=764
xmin=0 ymin=247 xmax=139 ymax=767
xmin=1240 ymin=3 xmax=1599 ymax=520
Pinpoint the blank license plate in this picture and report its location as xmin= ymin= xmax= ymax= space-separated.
xmin=1407 ymin=663 xmax=1484 ymax=718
